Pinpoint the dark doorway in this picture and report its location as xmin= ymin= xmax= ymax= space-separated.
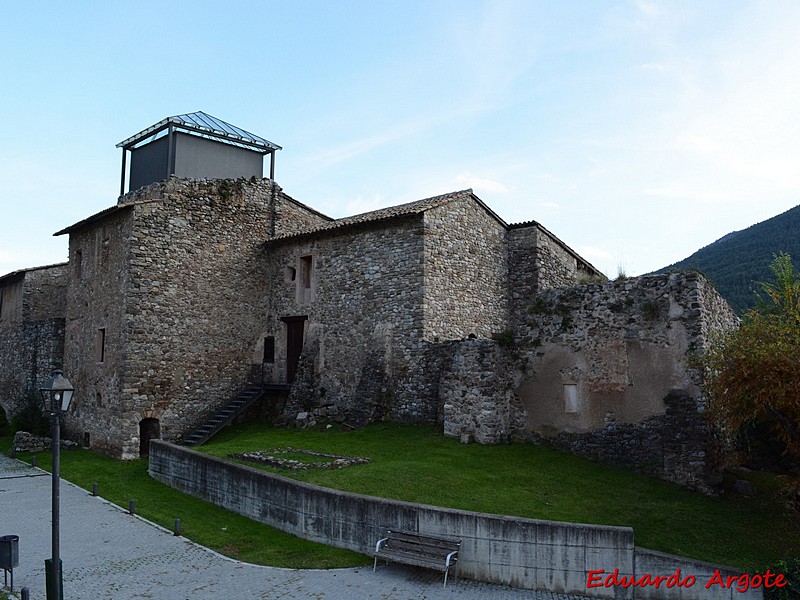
xmin=281 ymin=316 xmax=308 ymax=383
xmin=139 ymin=418 xmax=160 ymax=456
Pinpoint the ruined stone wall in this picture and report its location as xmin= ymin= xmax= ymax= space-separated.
xmin=519 ymin=272 xmax=737 ymax=490
xmin=442 ymin=272 xmax=737 ymax=491
xmin=422 ymin=199 xmax=508 ymax=341
xmin=440 ymin=339 xmax=526 ymax=444
xmin=65 ymin=178 xmax=329 ymax=458
xmin=264 ymin=215 xmax=434 ymax=425
xmin=0 ymin=266 xmax=67 ymax=420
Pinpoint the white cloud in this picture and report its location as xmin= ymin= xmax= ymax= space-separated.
xmin=344 ymin=195 xmax=387 ymax=217
xmin=454 ymin=172 xmax=510 ymax=194
xmin=577 ymin=245 xmax=615 ymax=262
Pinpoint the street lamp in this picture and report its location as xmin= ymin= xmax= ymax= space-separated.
xmin=40 ymin=370 xmax=74 ymax=600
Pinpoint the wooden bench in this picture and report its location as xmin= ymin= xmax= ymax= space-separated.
xmin=373 ymin=530 xmax=462 ymax=587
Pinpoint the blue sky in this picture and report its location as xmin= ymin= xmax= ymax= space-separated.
xmin=2 ymin=1 xmax=799 ymax=278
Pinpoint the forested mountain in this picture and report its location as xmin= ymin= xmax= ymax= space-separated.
xmin=655 ymin=204 xmax=800 ymax=313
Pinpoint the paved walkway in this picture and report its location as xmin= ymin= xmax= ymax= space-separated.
xmin=0 ymin=454 xmax=590 ymax=600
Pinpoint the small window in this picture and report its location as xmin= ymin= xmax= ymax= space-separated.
xmin=75 ymin=249 xmax=83 ymax=280
xmin=95 ymin=328 xmax=106 ymax=363
xmin=263 ymin=336 xmax=275 ymax=364
xmin=100 ymin=238 xmax=110 ymax=265
xmin=285 ymin=267 xmax=296 ymax=283
xmin=564 ymin=384 xmax=579 ymax=414
xmin=300 ymin=255 xmax=312 ymax=289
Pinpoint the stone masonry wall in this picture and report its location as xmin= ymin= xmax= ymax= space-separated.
xmin=65 ymin=177 xmax=329 ymax=458
xmin=63 ymin=205 xmax=135 ymax=456
xmin=440 ymin=339 xmax=526 ymax=444
xmin=264 ymin=215 xmax=431 ymax=425
xmin=0 ymin=265 xmax=67 ymax=421
xmin=271 ymin=197 xmax=515 ymax=429
xmin=518 ymin=273 xmax=737 ymax=490
xmin=508 ymin=225 xmax=579 ymax=304
xmin=0 ymin=319 xmax=65 ymax=418
xmin=422 ymin=198 xmax=508 ymax=341
xmin=442 ymin=272 xmax=738 ymax=491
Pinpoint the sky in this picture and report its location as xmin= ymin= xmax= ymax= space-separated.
xmin=1 ymin=1 xmax=799 ymax=278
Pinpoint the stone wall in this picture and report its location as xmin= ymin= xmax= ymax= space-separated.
xmin=264 ymin=215 xmax=431 ymax=425
xmin=422 ymin=198 xmax=508 ymax=341
xmin=0 ymin=319 xmax=65 ymax=418
xmin=442 ymin=272 xmax=738 ymax=491
xmin=269 ymin=195 xmax=521 ymax=428
xmin=63 ymin=177 xmax=330 ymax=458
xmin=0 ymin=265 xmax=67 ymax=420
xmin=440 ymin=339 xmax=525 ymax=444
xmin=63 ymin=204 xmax=135 ymax=456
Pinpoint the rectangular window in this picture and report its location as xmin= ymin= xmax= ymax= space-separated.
xmin=564 ymin=384 xmax=579 ymax=414
xmin=95 ymin=328 xmax=106 ymax=363
xmin=300 ymin=255 xmax=312 ymax=289
xmin=263 ymin=336 xmax=275 ymax=364
xmin=75 ymin=249 xmax=83 ymax=280
xmin=100 ymin=238 xmax=110 ymax=265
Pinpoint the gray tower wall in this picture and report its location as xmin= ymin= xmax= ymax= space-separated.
xmin=129 ymin=132 xmax=264 ymax=192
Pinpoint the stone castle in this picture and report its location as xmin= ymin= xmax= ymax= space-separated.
xmin=0 ymin=113 xmax=737 ymax=491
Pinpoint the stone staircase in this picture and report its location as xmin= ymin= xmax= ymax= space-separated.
xmin=180 ymin=385 xmax=268 ymax=447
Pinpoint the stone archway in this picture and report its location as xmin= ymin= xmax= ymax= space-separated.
xmin=139 ymin=418 xmax=161 ymax=456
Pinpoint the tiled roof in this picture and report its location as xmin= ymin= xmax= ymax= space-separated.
xmin=268 ymin=189 xmax=502 ymax=243
xmin=0 ymin=262 xmax=69 ymax=285
xmin=53 ymin=204 xmax=134 ymax=237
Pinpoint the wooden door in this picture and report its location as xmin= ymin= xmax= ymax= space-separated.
xmin=284 ymin=317 xmax=307 ymax=383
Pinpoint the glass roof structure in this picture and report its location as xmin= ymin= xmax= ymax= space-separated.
xmin=116 ymin=111 xmax=282 ymax=153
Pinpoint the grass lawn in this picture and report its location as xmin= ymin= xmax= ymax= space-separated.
xmin=4 ymin=423 xmax=797 ymax=573
xmin=199 ymin=421 xmax=799 ymax=572
xmin=0 ymin=435 xmax=366 ymax=569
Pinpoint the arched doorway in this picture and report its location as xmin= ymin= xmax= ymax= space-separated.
xmin=139 ymin=418 xmax=161 ymax=456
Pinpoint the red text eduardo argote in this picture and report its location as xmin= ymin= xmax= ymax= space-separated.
xmin=587 ymin=568 xmax=787 ymax=593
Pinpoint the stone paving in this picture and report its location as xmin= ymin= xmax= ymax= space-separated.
xmin=0 ymin=454 xmax=591 ymax=599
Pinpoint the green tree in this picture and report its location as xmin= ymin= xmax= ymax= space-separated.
xmin=704 ymin=253 xmax=800 ymax=470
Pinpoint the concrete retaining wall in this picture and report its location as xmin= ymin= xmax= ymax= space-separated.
xmin=148 ymin=441 xmax=762 ymax=600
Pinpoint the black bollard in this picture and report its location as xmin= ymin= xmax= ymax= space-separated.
xmin=174 ymin=518 xmax=181 ymax=536
xmin=21 ymin=587 xmax=30 ymax=600
xmin=92 ymin=482 xmax=98 ymax=497
xmin=31 ymin=455 xmax=36 ymax=468
xmin=129 ymin=499 xmax=136 ymax=515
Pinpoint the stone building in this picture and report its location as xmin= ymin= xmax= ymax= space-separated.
xmin=0 ymin=112 xmax=736 ymax=489
xmin=0 ymin=263 xmax=68 ymax=417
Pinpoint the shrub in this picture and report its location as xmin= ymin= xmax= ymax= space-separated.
xmin=11 ymin=389 xmax=50 ymax=436
xmin=764 ymin=557 xmax=800 ymax=599
xmin=0 ymin=404 xmax=9 ymax=437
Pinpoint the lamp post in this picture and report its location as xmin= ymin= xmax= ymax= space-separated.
xmin=40 ymin=370 xmax=74 ymax=600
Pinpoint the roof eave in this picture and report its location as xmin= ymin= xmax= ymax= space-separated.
xmin=53 ymin=204 xmax=134 ymax=237
xmin=116 ymin=113 xmax=281 ymax=153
